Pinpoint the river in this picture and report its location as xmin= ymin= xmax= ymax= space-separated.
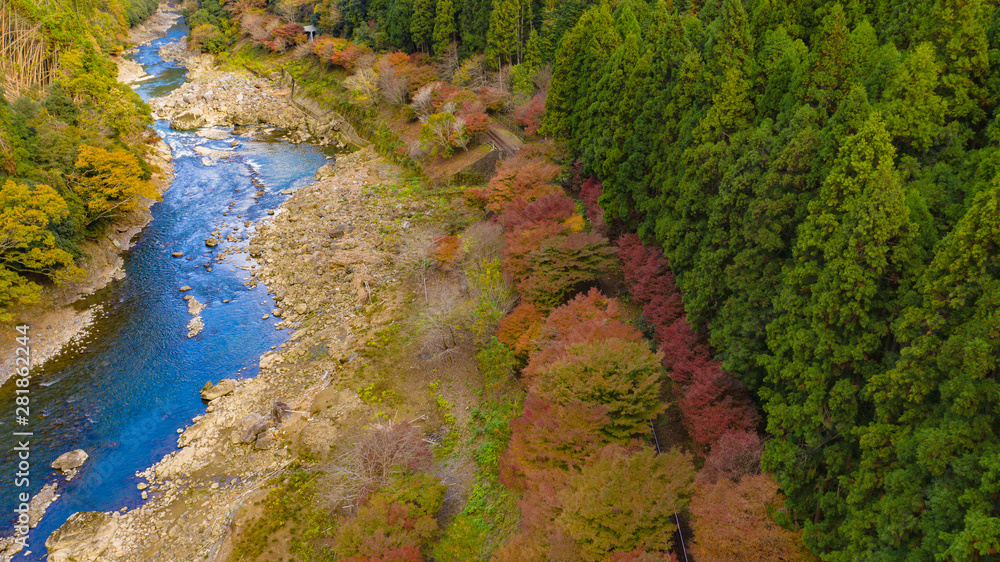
xmin=0 ymin=19 xmax=334 ymax=560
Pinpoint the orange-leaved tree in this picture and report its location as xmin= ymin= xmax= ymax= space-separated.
xmin=689 ymin=474 xmax=813 ymax=561
xmin=73 ymin=145 xmax=159 ymax=227
xmin=0 ymin=180 xmax=84 ymax=321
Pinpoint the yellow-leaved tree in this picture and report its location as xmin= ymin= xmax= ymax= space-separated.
xmin=0 ymin=180 xmax=84 ymax=321
xmin=73 ymin=145 xmax=160 ymax=226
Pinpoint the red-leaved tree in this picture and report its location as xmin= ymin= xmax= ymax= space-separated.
xmin=500 ymin=394 xmax=612 ymax=490
xmin=523 ymin=289 xmax=643 ymax=382
xmin=616 ymin=234 xmax=759 ymax=453
xmin=478 ymin=147 xmax=562 ymax=213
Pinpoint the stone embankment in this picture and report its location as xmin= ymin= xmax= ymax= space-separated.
xmin=44 ymin=145 xmax=438 ymax=561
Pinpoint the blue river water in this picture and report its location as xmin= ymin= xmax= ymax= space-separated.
xmin=0 ymin=19 xmax=333 ymax=559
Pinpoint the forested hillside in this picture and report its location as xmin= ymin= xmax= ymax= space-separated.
xmin=0 ymin=0 xmax=158 ymax=320
xmin=546 ymin=1 xmax=1000 ymax=558
xmin=182 ymin=0 xmax=1000 ymax=558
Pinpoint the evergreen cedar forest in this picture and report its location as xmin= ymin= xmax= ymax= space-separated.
xmin=5 ymin=0 xmax=1000 ymax=557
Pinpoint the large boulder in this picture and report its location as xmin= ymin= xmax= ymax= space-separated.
xmin=315 ymin=162 xmax=336 ymax=179
xmin=195 ymin=127 xmax=230 ymax=140
xmin=254 ymin=428 xmax=278 ymax=450
xmin=170 ymin=111 xmax=207 ymax=130
xmin=51 ymin=450 xmax=88 ymax=472
xmin=232 ymin=413 xmax=272 ymax=444
xmin=200 ymin=379 xmax=235 ymax=401
xmin=45 ymin=511 xmax=119 ymax=562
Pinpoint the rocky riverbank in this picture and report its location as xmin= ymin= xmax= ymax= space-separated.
xmin=115 ymin=8 xmax=183 ymax=84
xmin=148 ymin=51 xmax=358 ymax=147
xmin=42 ymin=144 xmax=437 ymax=561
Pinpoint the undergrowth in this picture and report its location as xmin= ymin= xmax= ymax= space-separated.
xmin=229 ymin=469 xmax=334 ymax=562
xmin=434 ymin=339 xmax=523 ymax=561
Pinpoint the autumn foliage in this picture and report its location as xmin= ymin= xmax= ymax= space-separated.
xmin=431 ymin=235 xmax=462 ymax=269
xmin=523 ymin=289 xmax=643 ymax=381
xmin=500 ymin=394 xmax=611 ymax=489
xmin=500 ymin=193 xmax=578 ymax=281
xmin=616 ymin=234 xmax=758 ymax=452
xmin=0 ymin=180 xmax=85 ymax=321
xmin=74 ymin=145 xmax=160 ymax=227
xmin=518 ymin=232 xmax=617 ymax=309
xmin=458 ymin=111 xmax=490 ymax=137
xmin=466 ymin=147 xmax=561 ymax=213
xmin=495 ymin=301 xmax=544 ymax=359
xmin=689 ymin=474 xmax=810 ymax=561
xmin=264 ymin=23 xmax=306 ymax=52
xmin=555 ymin=445 xmax=695 ymax=561
xmin=578 ymin=177 xmax=605 ymax=231
xmin=700 ymin=430 xmax=765 ymax=484
xmin=531 ymin=339 xmax=665 ymax=440
xmin=514 ymin=91 xmax=547 ymax=135
xmin=332 ymin=473 xmax=445 ymax=559
xmin=603 ymin=549 xmax=678 ymax=562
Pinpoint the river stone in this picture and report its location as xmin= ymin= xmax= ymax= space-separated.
xmin=179 ymin=286 xmax=192 ymax=292
xmin=254 ymin=428 xmax=278 ymax=450
xmin=187 ymin=316 xmax=204 ymax=338
xmin=171 ymin=252 xmax=183 ymax=257
xmin=315 ymin=162 xmax=336 ymax=179
xmin=195 ymin=127 xmax=230 ymax=140
xmin=46 ymin=511 xmax=118 ymax=562
xmin=205 ymin=237 xmax=219 ymax=247
xmin=170 ymin=111 xmax=206 ymax=130
xmin=28 ymin=482 xmax=59 ymax=528
xmin=200 ymin=379 xmax=235 ymax=401
xmin=233 ymin=413 xmax=271 ymax=444
xmin=328 ymin=223 xmax=353 ymax=239
xmin=271 ymin=401 xmax=294 ymax=424
xmin=51 ymin=449 xmax=88 ymax=472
